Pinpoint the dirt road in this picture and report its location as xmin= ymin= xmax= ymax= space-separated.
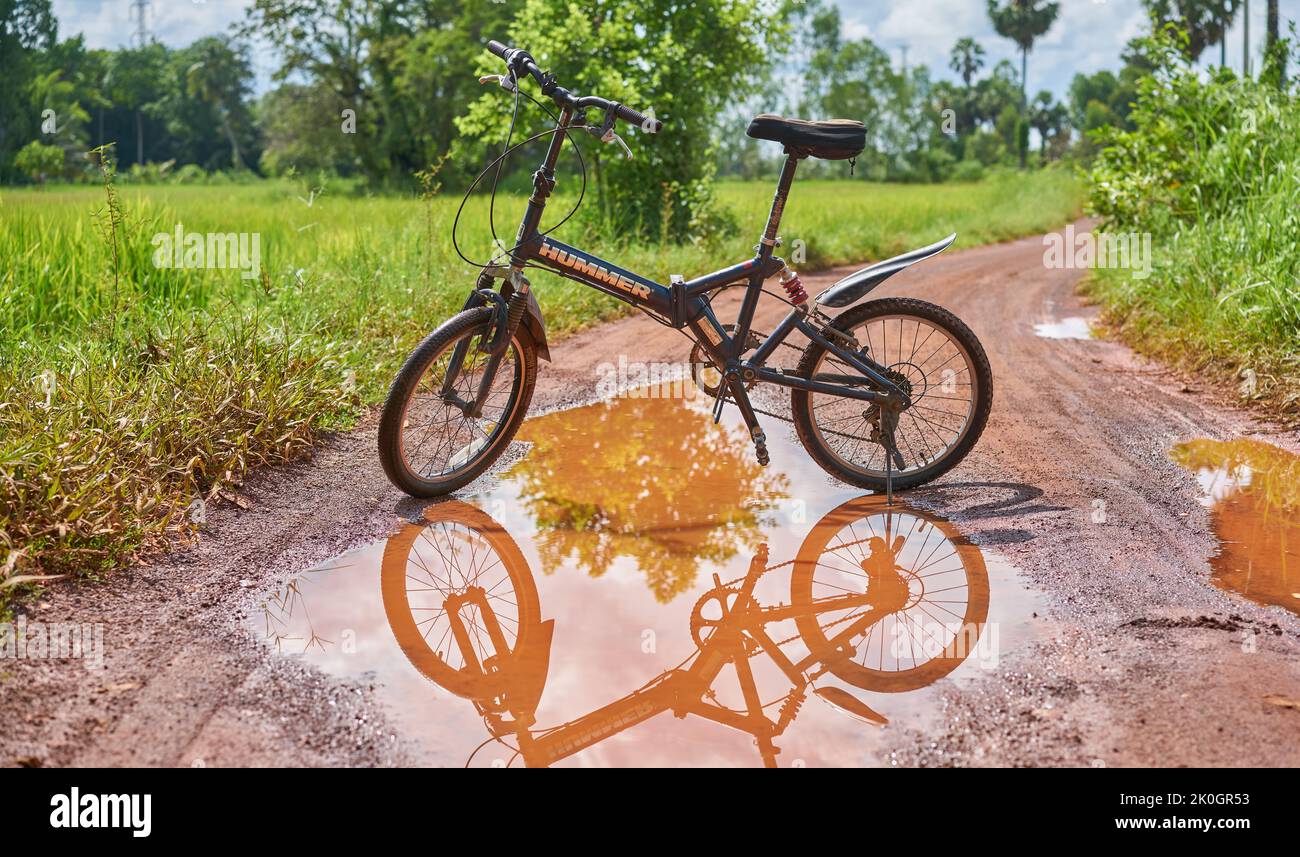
xmin=5 ymin=224 xmax=1299 ymax=767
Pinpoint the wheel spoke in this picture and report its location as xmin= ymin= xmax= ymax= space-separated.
xmin=806 ymin=312 xmax=977 ymax=480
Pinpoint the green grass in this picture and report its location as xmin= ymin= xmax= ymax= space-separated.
xmin=0 ymin=169 xmax=1081 ymax=607
xmin=1085 ymin=41 xmax=1300 ymax=424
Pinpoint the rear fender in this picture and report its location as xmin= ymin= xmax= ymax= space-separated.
xmin=815 ymin=233 xmax=957 ymax=309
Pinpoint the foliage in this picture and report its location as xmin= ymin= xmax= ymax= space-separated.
xmin=456 ymin=0 xmax=789 ymax=242
xmin=1086 ymin=28 xmax=1300 ymax=421
xmin=14 ymin=139 xmax=63 ymax=183
xmin=1142 ymin=0 xmax=1239 ymax=61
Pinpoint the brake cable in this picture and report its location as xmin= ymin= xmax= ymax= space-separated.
xmin=450 ymin=72 xmax=589 ymax=271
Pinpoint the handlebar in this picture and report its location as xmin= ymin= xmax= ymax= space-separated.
xmin=485 ymin=40 xmax=664 ymax=134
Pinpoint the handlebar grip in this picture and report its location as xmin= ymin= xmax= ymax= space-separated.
xmin=616 ymin=103 xmax=663 ymax=134
xmin=486 ymin=40 xmax=509 ymax=59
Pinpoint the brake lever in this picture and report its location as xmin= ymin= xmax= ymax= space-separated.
xmin=602 ymin=129 xmax=633 ymax=160
xmin=478 ymin=73 xmax=516 ymax=93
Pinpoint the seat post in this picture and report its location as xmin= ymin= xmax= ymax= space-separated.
xmin=759 ymin=153 xmax=800 ymax=258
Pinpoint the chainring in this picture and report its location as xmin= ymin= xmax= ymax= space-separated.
xmin=689 ymin=324 xmax=762 ymax=397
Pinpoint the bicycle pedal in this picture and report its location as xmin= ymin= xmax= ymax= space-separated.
xmin=755 ymin=444 xmax=770 ymax=466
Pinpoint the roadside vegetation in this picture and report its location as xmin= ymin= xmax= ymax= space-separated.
xmin=1086 ymin=27 xmax=1300 ymax=424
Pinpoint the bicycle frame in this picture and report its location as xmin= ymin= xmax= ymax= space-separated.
xmin=467 ymin=106 xmax=908 ymax=412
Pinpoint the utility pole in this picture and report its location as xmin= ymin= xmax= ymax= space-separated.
xmin=898 ymin=43 xmax=909 ymax=77
xmin=1243 ymin=0 xmax=1251 ymax=77
xmin=130 ymin=0 xmax=150 ymax=48
xmin=130 ymin=0 xmax=151 ymax=165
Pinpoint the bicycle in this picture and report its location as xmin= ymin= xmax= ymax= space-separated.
xmin=378 ymin=40 xmax=993 ymax=500
xmin=380 ymin=495 xmax=990 ymax=767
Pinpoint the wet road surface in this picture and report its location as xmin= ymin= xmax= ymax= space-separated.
xmin=249 ymin=392 xmax=1045 ymax=767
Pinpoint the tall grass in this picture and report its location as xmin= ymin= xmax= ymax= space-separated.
xmin=1086 ymin=33 xmax=1300 ymax=422
xmin=0 ymin=169 xmax=1081 ymax=608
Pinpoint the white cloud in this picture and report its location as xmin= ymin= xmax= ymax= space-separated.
xmin=47 ymin=0 xmax=1300 ymax=101
xmin=51 ymin=0 xmax=249 ymax=49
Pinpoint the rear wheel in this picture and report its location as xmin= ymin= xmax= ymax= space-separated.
xmin=378 ymin=307 xmax=537 ymax=497
xmin=792 ymin=298 xmax=992 ymax=492
xmin=790 ymin=495 xmax=990 ymax=692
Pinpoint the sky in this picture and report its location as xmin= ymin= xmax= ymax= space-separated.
xmin=48 ymin=0 xmax=1300 ymax=100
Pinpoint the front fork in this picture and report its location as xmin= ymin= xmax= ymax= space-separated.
xmin=439 ymin=270 xmax=531 ymax=418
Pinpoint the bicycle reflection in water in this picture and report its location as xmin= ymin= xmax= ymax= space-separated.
xmin=381 ymin=495 xmax=991 ymax=768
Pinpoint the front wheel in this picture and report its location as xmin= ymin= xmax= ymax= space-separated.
xmin=791 ymin=298 xmax=992 ymax=492
xmin=379 ymin=306 xmax=537 ymax=497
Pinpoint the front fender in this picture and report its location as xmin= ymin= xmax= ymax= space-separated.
xmin=522 ymin=289 xmax=551 ymax=362
xmin=471 ymin=271 xmax=552 ymax=362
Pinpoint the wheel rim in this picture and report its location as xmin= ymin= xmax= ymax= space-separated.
xmin=809 ymin=313 xmax=978 ymax=478
xmin=398 ymin=327 xmax=524 ymax=484
xmin=381 ymin=501 xmax=539 ymax=700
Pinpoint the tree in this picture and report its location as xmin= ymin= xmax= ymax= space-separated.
xmin=459 ymin=0 xmax=790 ymax=241
xmin=948 ymin=38 xmax=986 ymax=138
xmin=1264 ymin=0 xmax=1285 ymax=85
xmin=1028 ymin=90 xmax=1069 ymax=162
xmin=0 ymin=0 xmax=58 ymax=181
xmin=987 ymin=0 xmax=1060 ymax=167
xmin=104 ymin=44 xmax=169 ymax=166
xmin=14 ymin=139 xmax=63 ymax=184
xmin=183 ymin=37 xmax=256 ymax=171
xmin=949 ymin=37 xmax=987 ymax=90
xmin=1143 ymin=0 xmax=1237 ymax=62
xmin=797 ymin=6 xmax=896 ymax=177
xmin=242 ymin=0 xmax=516 ymax=186
xmin=1210 ymin=1 xmax=1242 ymax=66
xmin=257 ymin=82 xmax=353 ymax=177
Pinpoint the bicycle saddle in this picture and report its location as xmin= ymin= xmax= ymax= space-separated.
xmin=746 ymin=114 xmax=866 ymax=160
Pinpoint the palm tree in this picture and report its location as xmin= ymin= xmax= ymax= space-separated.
xmin=949 ymin=38 xmax=986 ymax=90
xmin=1207 ymin=1 xmax=1242 ymax=67
xmin=1029 ymin=90 xmax=1068 ymax=163
xmin=185 ymin=38 xmax=250 ymax=171
xmin=1144 ymin=1 xmax=1237 ymax=63
xmin=987 ymin=0 xmax=1060 ymax=166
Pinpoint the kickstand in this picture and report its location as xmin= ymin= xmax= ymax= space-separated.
xmin=885 ymin=445 xmax=893 ymax=506
xmin=881 ymin=410 xmax=900 ymax=507
xmin=711 ymin=385 xmax=727 ymax=424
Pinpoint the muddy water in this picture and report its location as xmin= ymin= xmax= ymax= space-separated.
xmin=1171 ymin=438 xmax=1300 ymax=616
xmin=250 ymin=391 xmax=1045 ymax=767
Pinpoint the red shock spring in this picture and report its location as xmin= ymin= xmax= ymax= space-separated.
xmin=781 ymin=272 xmax=808 ymax=306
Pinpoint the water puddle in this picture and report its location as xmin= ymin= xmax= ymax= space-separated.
xmin=250 ymin=391 xmax=1046 ymax=767
xmin=1171 ymin=438 xmax=1300 ymax=616
xmin=1033 ymin=317 xmax=1094 ymax=340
